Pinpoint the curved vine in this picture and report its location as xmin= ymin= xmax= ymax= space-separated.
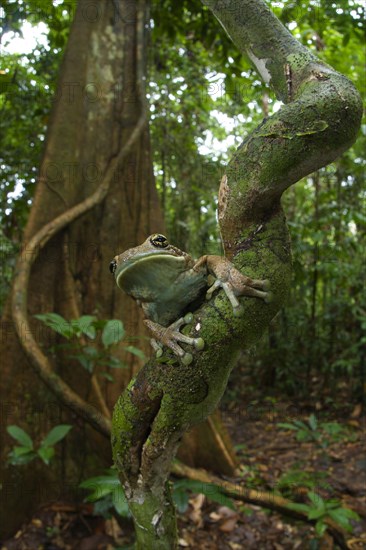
xmin=11 ymin=0 xmax=148 ymax=438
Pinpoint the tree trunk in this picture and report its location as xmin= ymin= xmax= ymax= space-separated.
xmin=0 ymin=0 xmax=163 ymax=538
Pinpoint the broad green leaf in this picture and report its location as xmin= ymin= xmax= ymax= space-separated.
xmin=308 ymin=508 xmax=326 ymax=520
xmin=315 ymin=520 xmax=327 ymax=537
xmin=8 ymin=449 xmax=37 ymax=465
xmin=80 ymin=472 xmax=120 ymax=491
xmin=102 ymin=320 xmax=125 ymax=348
xmin=112 ymin=485 xmax=130 ymax=517
xmin=71 ymin=354 xmax=94 ymax=372
xmin=12 ymin=446 xmax=35 ymax=457
xmin=105 ymin=356 xmax=124 ymax=369
xmin=7 ymin=425 xmax=33 ymax=448
xmin=71 ymin=316 xmax=97 ymax=339
xmin=100 ymin=372 xmax=114 ymax=381
xmin=308 ymin=414 xmax=318 ymax=431
xmin=41 ymin=425 xmax=72 ymax=447
xmin=201 ymin=485 xmax=235 ymax=510
xmin=308 ymin=492 xmax=324 ymax=508
xmin=124 ymin=345 xmax=146 ymax=360
xmin=34 ymin=313 xmax=73 ymax=339
xmin=173 ymin=479 xmax=209 ymax=492
xmin=80 ymin=473 xmax=121 ymax=502
xmin=83 ymin=346 xmax=99 ymax=357
xmin=328 ymin=508 xmax=359 ymax=531
xmin=173 ymin=488 xmax=190 ymax=513
xmin=38 ymin=446 xmax=55 ymax=465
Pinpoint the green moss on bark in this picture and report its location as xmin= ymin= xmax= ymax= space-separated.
xmin=111 ymin=1 xmax=362 ymax=548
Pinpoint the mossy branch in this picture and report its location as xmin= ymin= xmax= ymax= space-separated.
xmin=111 ymin=0 xmax=362 ymax=548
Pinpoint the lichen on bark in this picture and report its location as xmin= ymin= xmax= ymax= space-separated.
xmin=111 ymin=1 xmax=362 ymax=548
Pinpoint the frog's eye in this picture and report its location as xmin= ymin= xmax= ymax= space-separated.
xmin=150 ymin=234 xmax=169 ymax=248
xmin=109 ymin=259 xmax=117 ymax=274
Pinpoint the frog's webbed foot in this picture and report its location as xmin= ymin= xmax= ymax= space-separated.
xmin=144 ymin=314 xmax=204 ymax=366
xmin=200 ymin=256 xmax=272 ymax=316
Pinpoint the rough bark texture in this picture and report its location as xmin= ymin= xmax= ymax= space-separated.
xmin=111 ymin=1 xmax=362 ymax=548
xmin=0 ymin=0 xmax=163 ymax=538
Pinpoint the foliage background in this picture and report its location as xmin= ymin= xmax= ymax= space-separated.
xmin=0 ymin=0 xmax=365 ymax=401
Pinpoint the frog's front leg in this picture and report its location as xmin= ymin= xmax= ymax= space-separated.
xmin=193 ymin=255 xmax=272 ymax=316
xmin=144 ymin=314 xmax=204 ymax=366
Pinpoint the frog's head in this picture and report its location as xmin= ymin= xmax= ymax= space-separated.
xmin=110 ymin=234 xmax=190 ymax=299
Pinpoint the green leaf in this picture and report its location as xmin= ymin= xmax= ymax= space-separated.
xmin=308 ymin=414 xmax=318 ymax=431
xmin=315 ymin=519 xmax=327 ymax=537
xmin=308 ymin=507 xmax=326 ymax=520
xmin=83 ymin=346 xmax=99 ymax=357
xmin=8 ymin=449 xmax=37 ymax=465
xmin=105 ymin=356 xmax=124 ymax=369
xmin=296 ymin=429 xmax=312 ymax=442
xmin=12 ymin=446 xmax=35 ymax=457
xmin=41 ymin=425 xmax=72 ymax=447
xmin=102 ymin=320 xmax=125 ymax=348
xmin=328 ymin=508 xmax=359 ymax=531
xmin=100 ymin=372 xmax=114 ymax=381
xmin=7 ymin=425 xmax=33 ymax=448
xmin=80 ymin=471 xmax=121 ymax=502
xmin=71 ymin=316 xmax=97 ymax=339
xmin=124 ymin=345 xmax=146 ymax=360
xmin=308 ymin=492 xmax=324 ymax=508
xmin=112 ymin=485 xmax=130 ymax=517
xmin=71 ymin=354 xmax=94 ymax=372
xmin=93 ymin=494 xmax=114 ymax=518
xmin=173 ymin=488 xmax=190 ymax=513
xmin=37 ymin=446 xmax=55 ymax=465
xmin=201 ymin=484 xmax=235 ymax=510
xmin=34 ymin=313 xmax=74 ymax=339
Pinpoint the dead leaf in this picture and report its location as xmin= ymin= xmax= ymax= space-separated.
xmin=31 ymin=518 xmax=42 ymax=528
xmin=216 ymin=506 xmax=237 ymax=518
xmin=219 ymin=516 xmax=238 ymax=532
xmin=348 ymin=419 xmax=360 ymax=428
xmin=209 ymin=511 xmax=221 ymax=522
xmin=188 ymin=493 xmax=205 ymax=526
xmin=351 ymin=404 xmax=362 ymax=418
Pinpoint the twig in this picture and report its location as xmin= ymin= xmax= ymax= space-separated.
xmin=172 ymin=461 xmax=350 ymax=550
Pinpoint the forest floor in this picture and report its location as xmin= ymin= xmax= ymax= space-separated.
xmin=2 ymin=392 xmax=365 ymax=550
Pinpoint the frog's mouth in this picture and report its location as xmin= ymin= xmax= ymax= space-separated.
xmin=115 ymin=252 xmax=187 ymax=296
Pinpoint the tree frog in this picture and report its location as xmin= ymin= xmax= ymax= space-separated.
xmin=110 ymin=234 xmax=271 ymax=365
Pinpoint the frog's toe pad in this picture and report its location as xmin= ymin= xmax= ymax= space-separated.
xmin=262 ymin=279 xmax=271 ymax=291
xmin=184 ymin=312 xmax=194 ymax=324
xmin=182 ymin=352 xmax=193 ymax=366
xmin=264 ymin=291 xmax=273 ymax=304
xmin=194 ymin=337 xmax=205 ymax=351
xmin=233 ymin=304 xmax=245 ymax=317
